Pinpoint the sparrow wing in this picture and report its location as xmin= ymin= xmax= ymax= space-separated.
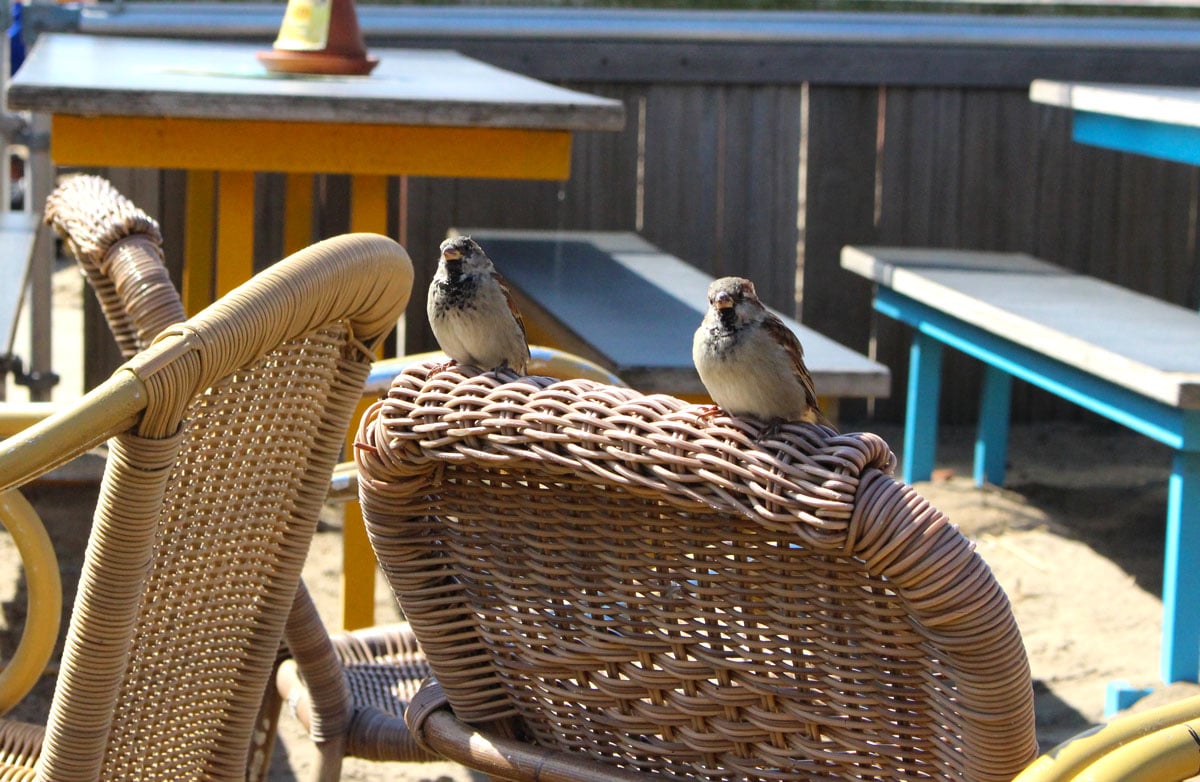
xmin=761 ymin=312 xmax=828 ymax=425
xmin=492 ymin=269 xmax=532 ymax=359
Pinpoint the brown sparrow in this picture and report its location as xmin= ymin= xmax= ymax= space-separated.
xmin=427 ymin=236 xmax=530 ymax=375
xmin=692 ymin=276 xmax=829 ymax=427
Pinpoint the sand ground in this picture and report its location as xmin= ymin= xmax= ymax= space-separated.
xmin=2 ymin=261 xmax=1198 ymax=780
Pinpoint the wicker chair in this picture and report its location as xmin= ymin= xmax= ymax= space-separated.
xmin=31 ymin=175 xmax=436 ymax=780
xmin=0 ymin=231 xmax=411 ymax=780
xmin=353 ymin=362 xmax=1040 ymax=781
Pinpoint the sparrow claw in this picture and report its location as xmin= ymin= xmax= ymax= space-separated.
xmin=696 ymin=404 xmax=724 ymax=422
xmin=753 ymin=419 xmax=785 ymax=444
xmin=431 ymin=358 xmax=459 ymax=375
xmin=491 ymin=363 xmax=523 ymax=382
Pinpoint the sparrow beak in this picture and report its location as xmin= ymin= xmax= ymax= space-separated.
xmin=712 ymin=292 xmax=734 ymax=310
xmin=441 ymin=247 xmax=463 ymax=262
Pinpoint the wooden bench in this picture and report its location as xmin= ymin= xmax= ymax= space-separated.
xmin=453 ymin=229 xmax=891 ymax=419
xmin=1 ymin=212 xmax=43 ymax=400
xmin=841 ymin=244 xmax=1200 ymax=703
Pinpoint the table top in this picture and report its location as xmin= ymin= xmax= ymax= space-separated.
xmin=7 ymin=33 xmax=625 ymax=131
xmin=842 ymin=245 xmax=1200 ymax=409
xmin=1031 ymin=79 xmax=1200 ymax=130
xmin=1030 ymin=79 xmax=1200 ymax=166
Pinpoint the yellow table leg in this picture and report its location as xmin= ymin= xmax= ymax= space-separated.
xmin=283 ymin=173 xmax=313 ymax=256
xmin=340 ymin=397 xmax=376 ymax=631
xmin=341 ymin=174 xmax=390 ymax=630
xmin=216 ymin=171 xmax=256 ymax=298
xmin=350 ymin=174 xmax=388 ymax=234
xmin=183 ymin=171 xmax=216 ymax=316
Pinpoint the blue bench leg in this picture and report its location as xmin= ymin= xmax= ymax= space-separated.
xmin=1112 ymin=447 xmax=1200 ymax=713
xmin=974 ymin=366 xmax=1012 ymax=487
xmin=1162 ymin=447 xmax=1200 ymax=684
xmin=903 ymin=332 xmax=943 ymax=485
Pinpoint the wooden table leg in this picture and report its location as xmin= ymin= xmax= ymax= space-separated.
xmin=341 ymin=173 xmax=390 ymax=630
xmin=974 ymin=365 xmax=1013 ymax=487
xmin=216 ymin=171 xmax=256 ymax=298
xmin=1162 ymin=446 xmax=1200 ymax=684
xmin=903 ymin=331 xmax=943 ymax=485
xmin=283 ymin=173 xmax=314 ymax=256
xmin=183 ymin=171 xmax=216 ymax=316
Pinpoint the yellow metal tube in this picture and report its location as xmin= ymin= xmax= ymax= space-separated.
xmin=0 ymin=369 xmax=146 ymax=493
xmin=0 ymin=488 xmax=62 ymax=714
xmin=1016 ymin=694 xmax=1200 ymax=782
xmin=1076 ymin=716 xmax=1200 ymax=781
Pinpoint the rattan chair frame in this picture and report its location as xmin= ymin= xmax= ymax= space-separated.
xmin=35 ymin=175 xmax=443 ymax=781
xmin=355 ymin=363 xmax=1040 ymax=781
xmin=0 ymin=230 xmax=411 ymax=781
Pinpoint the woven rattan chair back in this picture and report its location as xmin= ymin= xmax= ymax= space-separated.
xmin=0 ymin=232 xmax=411 ymax=781
xmin=356 ymin=363 xmax=1039 ymax=782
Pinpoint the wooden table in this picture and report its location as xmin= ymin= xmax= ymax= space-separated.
xmin=7 ymin=33 xmax=625 ymax=313
xmin=7 ymin=32 xmax=623 ymax=630
xmin=1030 ymin=79 xmax=1200 ymax=705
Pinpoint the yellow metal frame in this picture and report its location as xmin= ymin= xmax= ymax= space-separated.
xmin=0 ymin=402 xmax=58 ymax=437
xmin=0 ymin=374 xmax=146 ymax=712
xmin=1016 ymin=693 xmax=1200 ymax=781
xmin=0 ymin=488 xmax=61 ymax=714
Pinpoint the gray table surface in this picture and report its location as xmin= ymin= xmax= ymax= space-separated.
xmin=1031 ymin=79 xmax=1200 ymax=130
xmin=7 ymin=33 xmax=625 ymax=131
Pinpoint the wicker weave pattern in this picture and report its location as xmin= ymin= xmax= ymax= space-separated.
xmin=0 ymin=721 xmax=41 ymax=781
xmin=356 ymin=363 xmax=1037 ymax=781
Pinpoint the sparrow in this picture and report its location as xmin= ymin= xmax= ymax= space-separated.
xmin=427 ymin=236 xmax=530 ymax=375
xmin=692 ymin=276 xmax=829 ymax=428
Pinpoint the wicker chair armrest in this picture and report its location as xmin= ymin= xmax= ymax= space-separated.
xmin=45 ymin=175 xmax=183 ymax=357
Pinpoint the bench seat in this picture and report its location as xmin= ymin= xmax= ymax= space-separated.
xmin=841 ymin=244 xmax=1200 ymax=702
xmin=454 ymin=229 xmax=891 ymax=415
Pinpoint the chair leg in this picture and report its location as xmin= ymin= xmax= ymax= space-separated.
xmin=903 ymin=331 xmax=943 ymax=485
xmin=974 ymin=365 xmax=1012 ymax=487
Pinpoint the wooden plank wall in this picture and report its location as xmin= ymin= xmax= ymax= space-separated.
xmin=65 ymin=8 xmax=1200 ymax=425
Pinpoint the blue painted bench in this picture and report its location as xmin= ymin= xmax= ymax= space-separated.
xmin=453 ymin=229 xmax=892 ymax=417
xmin=841 ymin=244 xmax=1200 ymax=707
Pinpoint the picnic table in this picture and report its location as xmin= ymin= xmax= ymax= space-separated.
xmin=844 ymin=80 xmax=1200 ymax=709
xmin=1030 ymin=78 xmax=1200 ymax=703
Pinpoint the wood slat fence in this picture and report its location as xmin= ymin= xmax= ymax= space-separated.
xmin=40 ymin=4 xmax=1200 ymax=422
